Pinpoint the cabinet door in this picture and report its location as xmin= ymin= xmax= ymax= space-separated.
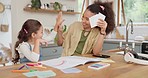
xmin=103 ymin=43 xmax=118 ymax=51
xmin=128 ymin=44 xmax=141 ymax=53
xmin=103 ymin=42 xmax=141 ymax=53
xmin=41 ymin=46 xmax=63 ymax=60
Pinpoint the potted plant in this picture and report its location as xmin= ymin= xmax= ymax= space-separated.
xmin=53 ymin=2 xmax=62 ymax=10
xmin=31 ymin=0 xmax=41 ymax=9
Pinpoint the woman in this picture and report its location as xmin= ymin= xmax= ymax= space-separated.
xmin=54 ymin=1 xmax=115 ymax=56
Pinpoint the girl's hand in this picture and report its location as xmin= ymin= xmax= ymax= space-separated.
xmin=97 ymin=19 xmax=107 ymax=35
xmin=54 ymin=12 xmax=65 ymax=32
xmin=39 ymin=39 xmax=49 ymax=46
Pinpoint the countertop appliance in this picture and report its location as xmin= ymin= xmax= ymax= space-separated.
xmin=142 ymin=43 xmax=148 ymax=54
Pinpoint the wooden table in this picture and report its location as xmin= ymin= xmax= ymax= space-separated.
xmin=0 ymin=53 xmax=148 ymax=78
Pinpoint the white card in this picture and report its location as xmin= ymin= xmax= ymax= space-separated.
xmin=89 ymin=13 xmax=106 ymax=28
xmin=61 ymin=68 xmax=82 ymax=73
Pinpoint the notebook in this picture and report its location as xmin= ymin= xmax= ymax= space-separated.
xmin=41 ymin=56 xmax=104 ymax=70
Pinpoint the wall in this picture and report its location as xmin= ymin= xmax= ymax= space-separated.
xmin=117 ymin=26 xmax=148 ymax=40
xmin=11 ymin=0 xmax=79 ymax=55
xmin=0 ymin=0 xmax=11 ymax=48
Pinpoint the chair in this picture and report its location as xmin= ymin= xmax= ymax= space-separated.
xmin=0 ymin=43 xmax=12 ymax=66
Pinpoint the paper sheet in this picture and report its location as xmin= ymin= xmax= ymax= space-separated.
xmin=89 ymin=13 xmax=106 ymax=28
xmin=116 ymin=51 xmax=124 ymax=55
xmin=61 ymin=68 xmax=82 ymax=73
xmin=101 ymin=59 xmax=115 ymax=63
xmin=23 ymin=70 xmax=56 ymax=78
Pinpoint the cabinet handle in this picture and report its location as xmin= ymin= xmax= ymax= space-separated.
xmin=52 ymin=49 xmax=57 ymax=53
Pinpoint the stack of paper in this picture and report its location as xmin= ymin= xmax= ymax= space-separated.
xmin=89 ymin=13 xmax=106 ymax=28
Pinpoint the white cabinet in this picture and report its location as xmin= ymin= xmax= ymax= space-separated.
xmin=40 ymin=45 xmax=63 ymax=60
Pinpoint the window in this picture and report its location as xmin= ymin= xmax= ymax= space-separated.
xmin=78 ymin=0 xmax=90 ymax=20
xmin=121 ymin=0 xmax=148 ymax=26
xmin=78 ymin=0 xmax=111 ymax=20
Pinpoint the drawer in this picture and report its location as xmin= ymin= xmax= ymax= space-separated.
xmin=41 ymin=55 xmax=61 ymax=61
xmin=41 ymin=46 xmax=62 ymax=57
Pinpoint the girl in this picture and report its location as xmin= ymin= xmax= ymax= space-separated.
xmin=12 ymin=19 xmax=48 ymax=64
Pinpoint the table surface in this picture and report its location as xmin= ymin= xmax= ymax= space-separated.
xmin=0 ymin=53 xmax=148 ymax=78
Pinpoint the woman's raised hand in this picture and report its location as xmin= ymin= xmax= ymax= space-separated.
xmin=54 ymin=12 xmax=65 ymax=32
xmin=97 ymin=19 xmax=107 ymax=35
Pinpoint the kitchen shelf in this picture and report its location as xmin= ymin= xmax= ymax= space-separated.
xmin=23 ymin=7 xmax=81 ymax=14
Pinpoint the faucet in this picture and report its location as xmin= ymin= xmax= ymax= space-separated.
xmin=124 ymin=19 xmax=134 ymax=54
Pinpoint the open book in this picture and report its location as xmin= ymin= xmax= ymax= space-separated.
xmin=40 ymin=56 xmax=104 ymax=70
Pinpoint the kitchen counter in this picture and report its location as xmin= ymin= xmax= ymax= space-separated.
xmin=103 ymin=38 xmax=148 ymax=52
xmin=104 ymin=38 xmax=148 ymax=44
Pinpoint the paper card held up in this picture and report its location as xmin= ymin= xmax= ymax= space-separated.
xmin=89 ymin=13 xmax=106 ymax=28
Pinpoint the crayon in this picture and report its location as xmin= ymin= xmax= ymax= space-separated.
xmin=18 ymin=65 xmax=25 ymax=70
xmin=26 ymin=63 xmax=42 ymax=66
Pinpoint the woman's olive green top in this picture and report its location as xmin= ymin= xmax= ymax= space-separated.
xmin=62 ymin=21 xmax=100 ymax=56
xmin=73 ymin=30 xmax=90 ymax=55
